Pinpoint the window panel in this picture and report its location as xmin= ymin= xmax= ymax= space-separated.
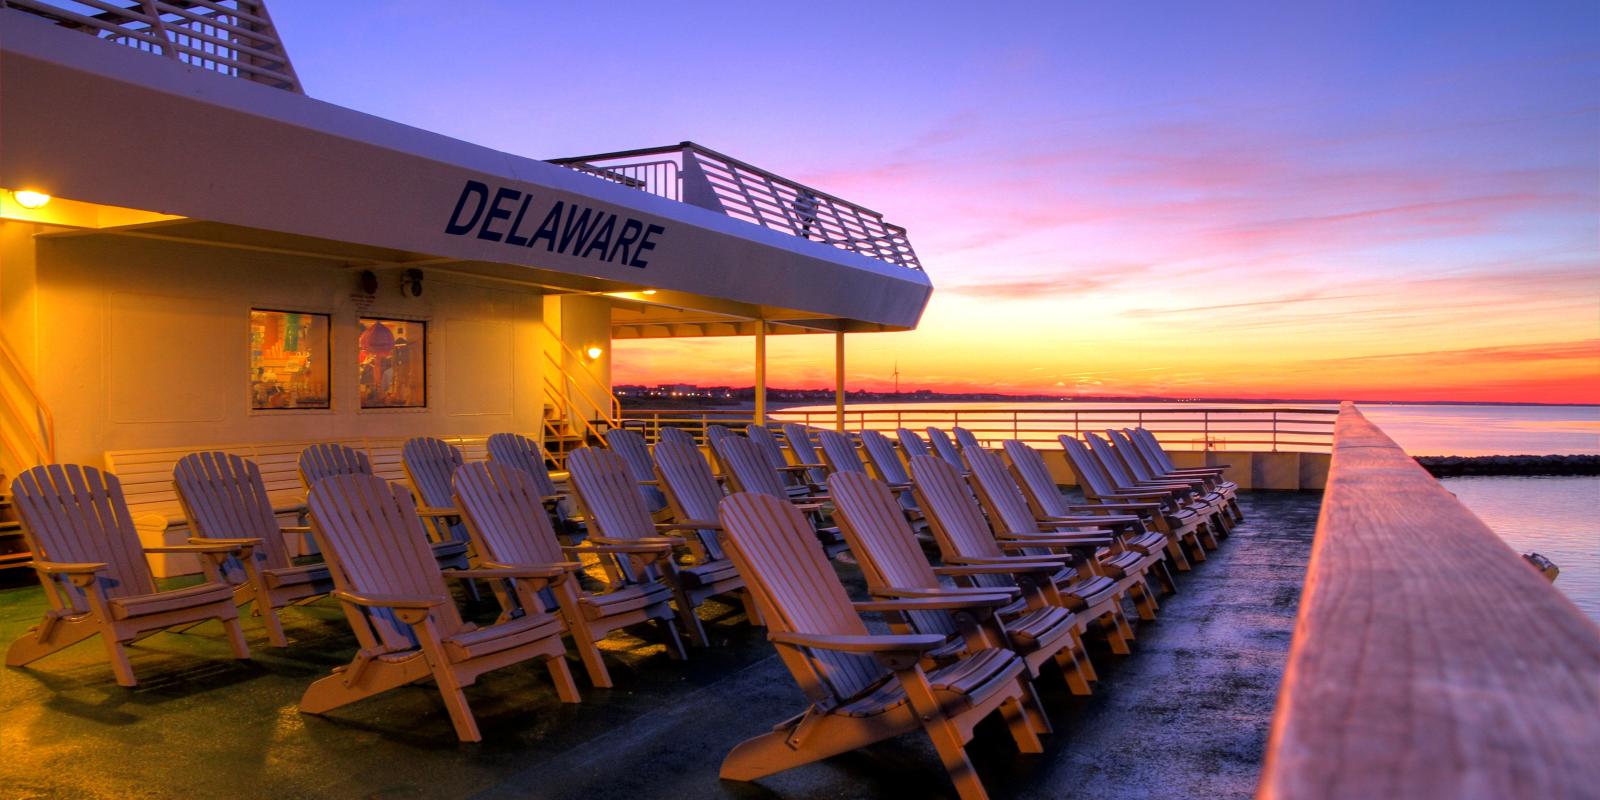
xmin=359 ymin=317 xmax=426 ymax=408
xmin=250 ymin=309 xmax=331 ymax=410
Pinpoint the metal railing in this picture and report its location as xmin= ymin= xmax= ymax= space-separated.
xmin=0 ymin=330 xmax=55 ymax=474
xmin=549 ymin=142 xmax=923 ymax=271
xmin=620 ymin=405 xmax=1339 ymax=453
xmin=5 ymin=0 xmax=303 ymax=93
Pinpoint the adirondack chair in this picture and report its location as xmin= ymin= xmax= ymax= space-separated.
xmin=1003 ymin=439 xmax=1186 ymax=576
xmin=965 ymin=448 xmax=1166 ymax=620
xmin=859 ymin=429 xmax=924 ymax=518
xmin=1085 ymin=432 xmax=1228 ymax=544
xmin=486 ymin=432 xmax=573 ymax=535
xmin=746 ymin=423 xmax=822 ymax=496
xmin=300 ymin=443 xmax=473 ymax=573
xmin=909 ymin=455 xmax=1134 ymax=655
xmin=174 ymin=451 xmax=334 ymax=647
xmin=6 ymin=464 xmax=251 ymax=686
xmin=301 ymin=473 xmax=578 ymax=741
xmin=713 ymin=435 xmax=848 ymax=558
xmin=565 ymin=446 xmax=722 ymax=647
xmin=401 ymin=437 xmax=474 ymax=546
xmin=716 ymin=491 xmax=1046 ymax=800
xmin=452 ymin=461 xmax=684 ymax=688
xmin=1123 ymin=428 xmax=1243 ymax=521
xmin=656 ymin=425 xmax=697 ymax=448
xmin=1058 ymin=435 xmax=1210 ymax=564
xmin=602 ymin=428 xmax=668 ymax=514
xmin=651 ymin=437 xmax=760 ymax=625
xmin=926 ymin=428 xmax=968 ymax=473
xmin=1104 ymin=429 xmax=1237 ymax=530
xmin=953 ymin=426 xmax=982 ymax=454
xmin=779 ymin=423 xmax=831 ymax=487
xmin=814 ymin=429 xmax=869 ymax=477
xmin=897 ymin=427 xmax=932 ymax=460
xmin=829 ymin=471 xmax=1093 ymax=697
xmin=703 ymin=424 xmax=740 ymax=480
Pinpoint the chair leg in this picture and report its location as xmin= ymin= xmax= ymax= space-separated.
xmin=436 ymin=681 xmax=483 ymax=743
xmin=925 ymin=717 xmax=989 ymax=800
xmin=669 ymin=584 xmax=709 ymax=648
xmin=259 ymin=604 xmax=290 ymax=648
xmin=1056 ymin=646 xmax=1093 ymax=696
xmin=1166 ymin=539 xmax=1192 ymax=571
xmin=739 ymin=589 xmax=765 ymax=627
xmin=221 ymin=615 xmax=251 ymax=659
xmin=660 ymin=615 xmax=688 ymax=661
xmin=545 ymin=655 xmax=581 ymax=704
xmin=1071 ymin=628 xmax=1098 ymax=682
xmin=1131 ymin=580 xmax=1158 ymax=621
xmin=102 ymin=636 xmax=138 ymax=688
xmin=1000 ymin=696 xmax=1045 ymax=754
xmin=1018 ymin=680 xmax=1053 ymax=735
xmin=1102 ymin=612 xmax=1132 ymax=656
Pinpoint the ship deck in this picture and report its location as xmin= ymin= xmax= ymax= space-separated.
xmin=0 ymin=491 xmax=1320 ymax=800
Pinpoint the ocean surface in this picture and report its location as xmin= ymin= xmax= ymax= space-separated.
xmin=772 ymin=401 xmax=1600 ymax=622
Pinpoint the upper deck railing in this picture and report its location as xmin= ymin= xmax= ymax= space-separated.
xmin=3 ymin=0 xmax=303 ymax=93
xmin=1258 ymin=403 xmax=1600 ymax=799
xmin=549 ymin=142 xmax=923 ymax=271
xmin=620 ymin=404 xmax=1338 ymax=452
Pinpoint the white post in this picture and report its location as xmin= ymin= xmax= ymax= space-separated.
xmin=834 ymin=331 xmax=846 ymax=431
xmin=754 ymin=322 xmax=767 ymax=423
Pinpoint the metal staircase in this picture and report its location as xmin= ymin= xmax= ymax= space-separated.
xmin=539 ymin=327 xmax=620 ymax=469
xmin=0 ymin=332 xmax=50 ymax=569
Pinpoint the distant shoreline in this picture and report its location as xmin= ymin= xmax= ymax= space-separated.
xmin=620 ymin=397 xmax=1600 ymax=411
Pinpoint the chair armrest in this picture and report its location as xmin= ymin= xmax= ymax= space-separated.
xmin=935 ymin=563 xmax=1061 ymax=577
xmin=415 ymin=505 xmax=461 ymax=518
xmin=567 ymin=538 xmax=674 ymax=554
xmin=657 ymin=521 xmax=721 ymax=531
xmin=1069 ymin=501 xmax=1163 ymax=512
xmin=446 ymin=564 xmax=571 ymax=580
xmin=855 ymin=593 xmax=1014 ymax=613
xmin=332 ymin=590 xmax=442 ymax=610
xmin=541 ymin=494 xmax=567 ymax=504
xmin=996 ymin=532 xmax=1113 ymax=548
xmin=637 ymin=479 xmax=660 ymax=487
xmin=777 ymin=464 xmax=813 ymax=473
xmin=1040 ymin=514 xmax=1142 ymax=527
xmin=146 ymin=542 xmax=253 ymax=554
xmin=184 ymin=537 xmax=263 ymax=549
xmin=944 ymin=554 xmax=1069 ymax=571
xmin=280 ymin=526 xmax=313 ymax=534
xmin=871 ymin=585 xmax=1023 ymax=600
xmin=33 ymin=560 xmax=108 ymax=575
xmin=769 ymin=631 xmax=946 ymax=654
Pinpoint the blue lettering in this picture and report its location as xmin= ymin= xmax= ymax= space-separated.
xmin=630 ymin=223 xmax=665 ymax=269
xmin=608 ymin=219 xmax=644 ymax=263
xmin=557 ymin=206 xmax=602 ymax=254
xmin=528 ymin=201 xmax=562 ymax=249
xmin=504 ymin=194 xmax=534 ymax=247
xmin=581 ymin=215 xmax=616 ymax=260
xmin=477 ymin=187 xmax=521 ymax=242
xmin=444 ymin=180 xmax=489 ymax=235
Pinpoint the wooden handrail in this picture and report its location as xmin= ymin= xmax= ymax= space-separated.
xmin=1257 ymin=402 xmax=1600 ymax=799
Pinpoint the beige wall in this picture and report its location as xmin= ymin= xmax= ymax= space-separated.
xmin=3 ymin=223 xmax=553 ymax=466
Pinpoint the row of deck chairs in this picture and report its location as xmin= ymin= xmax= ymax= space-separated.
xmin=4 ymin=424 xmax=1237 ymax=798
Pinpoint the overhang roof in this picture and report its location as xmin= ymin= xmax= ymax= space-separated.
xmin=0 ymin=10 xmax=932 ymax=332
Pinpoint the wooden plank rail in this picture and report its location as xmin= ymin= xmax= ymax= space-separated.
xmin=1258 ymin=402 xmax=1600 ymax=800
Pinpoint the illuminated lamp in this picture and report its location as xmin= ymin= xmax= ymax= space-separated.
xmin=641 ymin=289 xmax=657 ymax=295
xmin=585 ymin=345 xmax=604 ymax=360
xmin=12 ymin=190 xmax=50 ymax=209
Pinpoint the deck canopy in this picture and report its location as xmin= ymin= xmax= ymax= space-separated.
xmin=0 ymin=7 xmax=933 ymax=336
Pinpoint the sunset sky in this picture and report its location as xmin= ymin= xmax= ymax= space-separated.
xmin=279 ymin=1 xmax=1600 ymax=403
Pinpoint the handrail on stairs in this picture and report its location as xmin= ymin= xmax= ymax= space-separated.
xmin=538 ymin=321 xmax=621 ymax=428
xmin=0 ymin=330 xmax=53 ymax=469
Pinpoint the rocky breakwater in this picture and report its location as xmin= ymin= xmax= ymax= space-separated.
xmin=1416 ymin=454 xmax=1600 ymax=477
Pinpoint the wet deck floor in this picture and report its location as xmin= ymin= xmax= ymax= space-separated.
xmin=0 ymin=491 xmax=1320 ymax=799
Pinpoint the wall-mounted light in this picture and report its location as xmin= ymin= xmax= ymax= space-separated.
xmin=585 ymin=345 xmax=604 ymax=360
xmin=641 ymin=289 xmax=657 ymax=295
xmin=12 ymin=190 xmax=50 ymax=209
xmin=401 ymin=268 xmax=424 ymax=297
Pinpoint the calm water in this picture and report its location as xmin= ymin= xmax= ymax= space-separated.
xmin=1359 ymin=404 xmax=1600 ymax=456
xmin=1442 ymin=476 xmax=1600 ymax=623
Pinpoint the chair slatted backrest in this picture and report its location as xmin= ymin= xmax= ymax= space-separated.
xmin=1003 ymin=440 xmax=1073 ymax=518
xmin=718 ymin=492 xmax=887 ymax=704
xmin=1107 ymin=429 xmax=1161 ymax=483
xmin=745 ymin=424 xmax=793 ymax=471
xmin=403 ymin=437 xmax=464 ymax=509
xmin=174 ymin=451 xmax=293 ymax=574
xmin=965 ymin=447 xmax=1043 ymax=536
xmin=652 ymin=437 xmax=727 ymax=560
xmin=1131 ymin=428 xmax=1180 ymax=473
xmin=780 ymin=423 xmax=829 ymax=485
xmin=1085 ymin=432 xmax=1138 ymax=488
xmin=299 ymin=443 xmax=374 ymax=491
xmin=705 ymin=425 xmax=738 ymax=450
xmin=452 ymin=461 xmax=565 ymax=568
xmin=816 ymin=429 xmax=867 ymax=476
xmin=604 ymin=428 xmax=667 ymax=512
xmin=656 ymin=426 xmax=697 ymax=449
xmin=896 ymin=428 xmax=931 ymax=460
xmin=907 ymin=456 xmax=1010 ymax=593
xmin=566 ymin=447 xmax=656 ymax=541
xmin=953 ymin=426 xmax=982 ymax=454
xmin=859 ymin=430 xmax=910 ymax=484
xmin=1112 ymin=428 xmax=1159 ymax=475
xmin=714 ymin=435 xmax=790 ymax=499
xmin=307 ymin=474 xmax=464 ymax=652
xmin=13 ymin=464 xmax=155 ymax=605
xmin=828 ymin=472 xmax=953 ymax=638
xmin=1058 ymin=435 xmax=1118 ymax=499
xmin=925 ymin=428 xmax=966 ymax=472
xmin=486 ymin=433 xmax=559 ymax=498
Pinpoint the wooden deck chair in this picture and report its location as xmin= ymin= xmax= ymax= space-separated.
xmin=175 ymin=451 xmax=334 ymax=647
xmin=1123 ymin=428 xmax=1242 ymax=521
xmin=401 ymin=437 xmax=474 ymax=546
xmin=815 ymin=429 xmax=869 ymax=477
xmin=565 ymin=446 xmax=714 ymax=647
xmin=1058 ymin=435 xmax=1209 ymax=564
xmin=651 ymin=438 xmax=760 ymax=625
xmin=926 ymin=428 xmax=968 ymax=473
xmin=656 ymin=426 xmax=697 ymax=448
xmin=713 ymin=435 xmax=847 ymax=558
xmin=7 ymin=464 xmax=251 ymax=687
xmin=779 ymin=423 xmax=830 ymax=487
xmin=859 ymin=429 xmax=923 ymax=518
xmin=486 ymin=432 xmax=574 ymax=536
xmin=716 ymin=491 xmax=1046 ymax=800
xmin=1085 ymin=432 xmax=1228 ymax=543
xmin=301 ymin=473 xmax=578 ymax=741
xmin=746 ymin=423 xmax=821 ymax=496
xmin=602 ymin=428 xmax=668 ymax=514
xmin=301 ymin=443 xmax=472 ymax=573
xmin=909 ymin=455 xmax=1133 ymax=655
xmin=952 ymin=426 xmax=982 ymax=454
xmin=452 ymin=461 xmax=683 ymax=688
xmin=965 ymin=448 xmax=1166 ymax=620
xmin=830 ymin=471 xmax=1092 ymax=697
xmin=1104 ymin=429 xmax=1236 ymax=530
xmin=1002 ymin=439 xmax=1186 ymax=575
xmin=897 ymin=427 xmax=932 ymax=460
xmin=703 ymin=424 xmax=739 ymax=479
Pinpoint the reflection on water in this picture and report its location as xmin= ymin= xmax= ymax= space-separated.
xmin=1442 ymin=476 xmax=1600 ymax=623
xmin=1358 ymin=404 xmax=1599 ymax=456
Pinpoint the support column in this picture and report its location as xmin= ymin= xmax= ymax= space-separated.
xmin=753 ymin=322 xmax=767 ymax=422
xmin=834 ymin=332 xmax=846 ymax=431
